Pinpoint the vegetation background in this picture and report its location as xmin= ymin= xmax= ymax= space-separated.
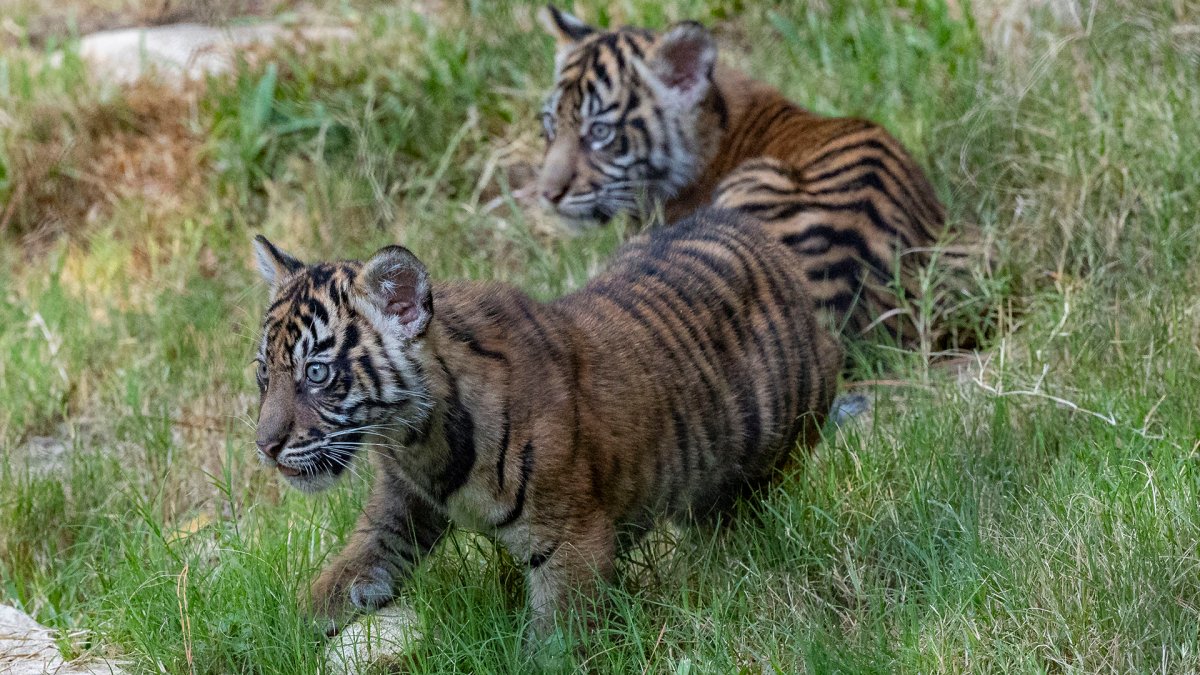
xmin=1 ymin=0 xmax=1198 ymax=671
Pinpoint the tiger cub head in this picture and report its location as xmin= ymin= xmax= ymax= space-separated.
xmin=251 ymin=236 xmax=434 ymax=492
xmin=536 ymin=5 xmax=722 ymax=224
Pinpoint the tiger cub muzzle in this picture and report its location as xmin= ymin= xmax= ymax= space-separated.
xmin=253 ymin=361 xmax=361 ymax=493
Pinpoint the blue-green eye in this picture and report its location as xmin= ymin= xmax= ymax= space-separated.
xmin=306 ymin=362 xmax=330 ymax=385
xmin=587 ymin=122 xmax=613 ymax=147
xmin=256 ymin=361 xmax=268 ymax=385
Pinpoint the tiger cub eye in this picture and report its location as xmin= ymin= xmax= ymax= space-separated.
xmin=587 ymin=122 xmax=613 ymax=147
xmin=306 ymin=362 xmax=330 ymax=384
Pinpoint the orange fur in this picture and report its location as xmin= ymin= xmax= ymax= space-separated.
xmin=251 ymin=210 xmax=841 ymax=639
xmin=537 ymin=7 xmax=974 ymax=345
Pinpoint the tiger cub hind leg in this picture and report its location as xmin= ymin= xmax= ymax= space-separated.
xmin=524 ymin=512 xmax=618 ymax=643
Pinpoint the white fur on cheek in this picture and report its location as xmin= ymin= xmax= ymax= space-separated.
xmin=357 ymin=300 xmax=403 ymax=343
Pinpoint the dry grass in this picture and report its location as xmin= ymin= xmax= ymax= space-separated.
xmin=2 ymin=0 xmax=300 ymax=46
xmin=1 ymin=78 xmax=205 ymax=251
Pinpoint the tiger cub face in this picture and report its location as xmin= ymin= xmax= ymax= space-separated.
xmin=536 ymin=6 xmax=720 ymax=224
xmin=251 ymin=236 xmax=434 ymax=493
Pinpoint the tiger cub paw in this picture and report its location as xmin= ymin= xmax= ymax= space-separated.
xmin=306 ymin=564 xmax=395 ymax=637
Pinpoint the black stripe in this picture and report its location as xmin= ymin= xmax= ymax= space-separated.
xmin=302 ymin=297 xmax=330 ymax=325
xmin=806 ymin=137 xmax=936 ymax=223
xmin=307 ymin=265 xmax=334 ymax=287
xmin=712 ymin=87 xmax=729 ymax=129
xmin=436 ymin=356 xmax=476 ymax=500
xmin=356 ymin=353 xmax=382 ymax=397
xmin=771 ymin=197 xmax=904 ymax=242
xmin=339 ymin=322 xmax=361 ymax=360
xmin=495 ymin=441 xmax=534 ymax=528
xmin=625 ymin=35 xmax=645 ymax=59
xmin=583 ymin=79 xmax=602 ymax=116
xmin=806 ymin=154 xmax=939 ymax=226
xmin=592 ymin=48 xmax=613 ymax=89
xmin=712 ymin=226 xmax=794 ymax=430
xmin=652 ymin=245 xmax=751 ymax=450
xmin=515 ymin=296 xmax=566 ymax=364
xmin=495 ymin=411 xmax=510 ymax=492
xmin=620 ymin=261 xmax=729 ymax=432
xmin=726 ymin=104 xmax=775 ymax=161
xmin=672 ymin=408 xmax=692 ymax=483
xmin=378 ymin=344 xmax=410 ymax=394
xmin=782 ymin=225 xmax=896 ymax=282
xmin=440 ymin=318 xmax=507 ymax=361
xmin=314 ymin=406 xmax=347 ymax=427
xmin=312 ymin=335 xmax=337 ymax=354
xmin=610 ymin=36 xmax=627 ymax=70
xmin=528 ymin=542 xmax=561 ymax=569
xmin=803 ymin=168 xmax=923 ymax=235
xmin=377 ymin=535 xmax=418 ymax=565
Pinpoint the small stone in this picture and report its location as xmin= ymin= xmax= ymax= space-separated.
xmin=0 ymin=605 xmax=126 ymax=675
xmin=17 ymin=437 xmax=68 ymax=476
xmin=324 ymin=605 xmax=424 ymax=674
xmin=59 ymin=22 xmax=355 ymax=87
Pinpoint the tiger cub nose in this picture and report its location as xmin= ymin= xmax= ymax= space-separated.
xmin=542 ymin=183 xmax=569 ymax=204
xmin=256 ymin=438 xmax=285 ymax=459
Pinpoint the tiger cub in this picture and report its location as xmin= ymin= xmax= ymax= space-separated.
xmin=536 ymin=6 xmax=966 ymax=345
xmin=251 ymin=209 xmax=840 ymax=638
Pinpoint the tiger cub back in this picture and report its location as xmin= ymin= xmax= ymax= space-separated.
xmin=251 ymin=208 xmax=840 ymax=640
xmin=536 ymin=6 xmax=976 ymax=348
xmin=555 ymin=208 xmax=841 ymax=521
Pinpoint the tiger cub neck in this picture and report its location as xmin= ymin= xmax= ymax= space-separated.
xmin=368 ymin=283 xmax=544 ymax=534
xmin=664 ymin=65 xmax=815 ymax=222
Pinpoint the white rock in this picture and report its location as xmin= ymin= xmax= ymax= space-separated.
xmin=17 ymin=436 xmax=68 ymax=475
xmin=325 ymin=605 xmax=424 ymax=674
xmin=64 ymin=22 xmax=355 ymax=86
xmin=0 ymin=605 xmax=126 ymax=675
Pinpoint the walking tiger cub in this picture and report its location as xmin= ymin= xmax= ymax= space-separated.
xmin=252 ymin=209 xmax=840 ymax=638
xmin=536 ymin=6 xmax=970 ymax=345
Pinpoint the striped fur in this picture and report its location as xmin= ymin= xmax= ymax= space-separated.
xmin=536 ymin=6 xmax=973 ymax=345
xmin=251 ymin=209 xmax=841 ymax=638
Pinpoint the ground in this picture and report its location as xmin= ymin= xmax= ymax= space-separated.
xmin=1 ymin=0 xmax=1199 ymax=672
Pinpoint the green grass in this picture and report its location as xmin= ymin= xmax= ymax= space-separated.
xmin=2 ymin=0 xmax=1199 ymax=672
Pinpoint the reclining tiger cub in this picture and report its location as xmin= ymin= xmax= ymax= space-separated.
xmin=251 ymin=209 xmax=840 ymax=640
xmin=534 ymin=6 xmax=970 ymax=346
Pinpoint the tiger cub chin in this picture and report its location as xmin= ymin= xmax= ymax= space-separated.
xmin=535 ymin=6 xmax=972 ymax=346
xmin=251 ymin=208 xmax=840 ymax=639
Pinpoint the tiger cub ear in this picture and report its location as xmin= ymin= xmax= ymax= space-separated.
xmin=538 ymin=5 xmax=595 ymax=47
xmin=360 ymin=245 xmax=433 ymax=339
xmin=252 ymin=235 xmax=305 ymax=294
xmin=643 ymin=21 xmax=717 ymax=109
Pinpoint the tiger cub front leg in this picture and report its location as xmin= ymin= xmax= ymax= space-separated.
xmin=525 ymin=514 xmax=617 ymax=641
xmin=307 ymin=487 xmax=448 ymax=636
